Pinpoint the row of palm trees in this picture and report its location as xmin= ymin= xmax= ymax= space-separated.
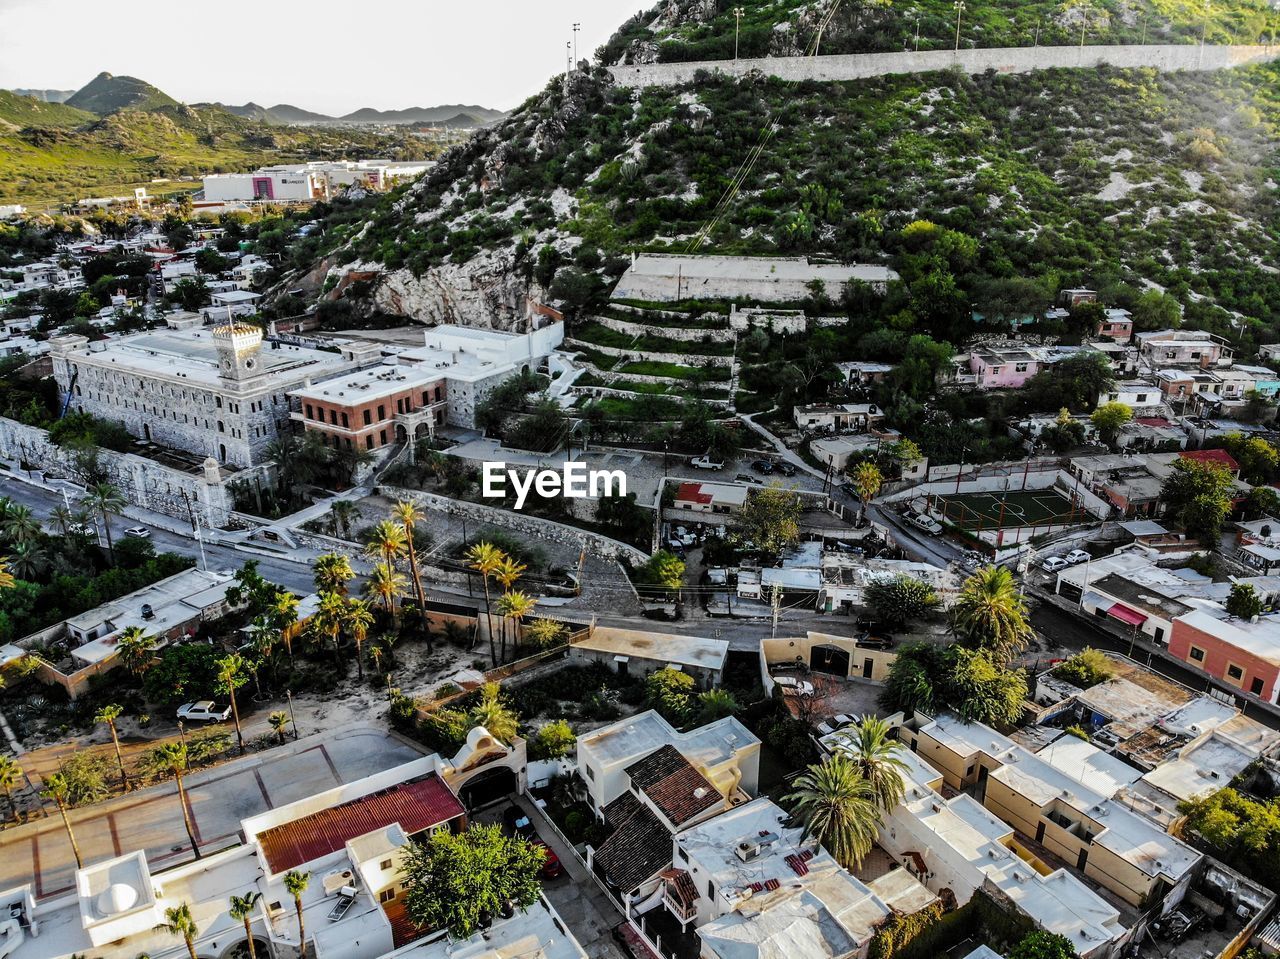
xmin=158 ymin=869 xmax=311 ymax=959
xmin=0 ymin=482 xmax=126 ymax=586
xmin=466 ymin=542 xmax=537 ymax=666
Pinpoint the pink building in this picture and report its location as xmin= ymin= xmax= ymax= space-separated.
xmin=969 ymin=348 xmax=1041 ymax=389
xmin=1169 ymin=609 xmax=1280 ymax=704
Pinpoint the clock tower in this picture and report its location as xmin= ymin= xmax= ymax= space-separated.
xmin=213 ymin=323 xmax=266 ymax=391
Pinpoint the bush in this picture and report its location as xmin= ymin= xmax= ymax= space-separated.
xmin=1052 ymin=648 xmax=1114 ymax=690
xmin=529 ymin=719 xmax=576 ymax=760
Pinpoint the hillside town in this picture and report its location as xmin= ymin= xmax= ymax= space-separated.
xmin=4 ymin=4 xmax=1280 ymax=959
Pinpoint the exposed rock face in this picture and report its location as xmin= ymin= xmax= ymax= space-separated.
xmin=369 ymin=248 xmax=547 ymax=331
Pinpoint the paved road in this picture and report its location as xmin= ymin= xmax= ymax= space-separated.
xmin=866 ymin=502 xmax=966 ymax=568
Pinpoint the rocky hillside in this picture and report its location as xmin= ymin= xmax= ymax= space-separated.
xmin=65 ymin=72 xmax=179 ymax=114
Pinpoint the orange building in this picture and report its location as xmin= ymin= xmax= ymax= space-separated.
xmin=290 ymin=365 xmax=446 ymax=452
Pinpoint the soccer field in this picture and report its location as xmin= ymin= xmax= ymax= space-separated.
xmin=932 ymin=489 xmax=1085 ymax=531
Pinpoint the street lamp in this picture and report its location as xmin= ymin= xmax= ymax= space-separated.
xmin=915 ymin=16 xmax=922 ymax=51
xmin=572 ymin=22 xmax=581 ymax=67
xmin=954 ymin=0 xmax=965 ymax=51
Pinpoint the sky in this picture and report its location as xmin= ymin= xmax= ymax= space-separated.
xmin=0 ymin=0 xmax=647 ymax=113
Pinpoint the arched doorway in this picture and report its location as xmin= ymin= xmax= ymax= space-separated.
xmin=810 ymin=644 xmax=851 ymax=678
xmin=458 ymin=766 xmax=517 ymax=811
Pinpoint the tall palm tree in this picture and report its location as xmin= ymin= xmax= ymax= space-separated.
xmin=284 ymin=870 xmax=310 ymax=959
xmin=494 ymin=555 xmax=527 ymax=595
xmin=272 ymin=591 xmax=301 ymax=663
xmin=363 ymin=519 xmax=407 ymax=572
xmin=8 ymin=542 xmax=47 ymax=580
xmin=40 ymin=773 xmax=82 ymax=869
xmin=849 ymin=461 xmax=883 ymax=524
xmin=156 ymin=902 xmax=199 ymax=959
xmin=312 ymin=553 xmax=354 ymax=597
xmin=154 ymin=742 xmax=201 ymax=859
xmin=469 ymin=683 xmax=518 ymax=743
xmin=785 ymin=755 xmax=882 ymax=870
xmin=229 ymin=892 xmax=263 ymax=959
xmin=116 ymin=626 xmax=157 ymax=676
xmin=268 ymin=711 xmax=291 ymax=745
xmin=467 ymin=542 xmax=503 ymax=662
xmin=94 ymin=704 xmax=129 ymax=791
xmin=311 ymin=591 xmax=347 ymax=659
xmin=0 ymin=754 xmax=23 ymax=823
xmin=495 ymin=590 xmax=536 ymax=663
xmin=0 ymin=557 xmax=15 ymax=592
xmin=391 ymin=500 xmax=429 ymax=647
xmin=50 ymin=504 xmax=74 ymax=537
xmin=364 ymin=562 xmax=407 ymax=620
xmin=329 ymin=500 xmax=359 ymax=540
xmin=2 ymin=505 xmax=41 ymax=544
xmin=215 ymin=655 xmax=248 ymax=755
xmin=83 ymin=482 xmax=125 ymax=564
xmin=345 ymin=600 xmax=374 ymax=680
xmin=833 ymin=716 xmax=908 ymax=813
xmin=952 ymin=565 xmax=1033 ymax=662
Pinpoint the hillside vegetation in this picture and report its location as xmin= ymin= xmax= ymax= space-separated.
xmin=65 ymin=72 xmax=179 ymax=114
xmin=0 ymin=91 xmax=94 ymax=130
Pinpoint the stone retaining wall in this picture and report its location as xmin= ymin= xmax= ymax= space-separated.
xmin=564 ymin=337 xmax=734 ymax=368
xmin=593 ymin=314 xmax=737 ymax=344
xmin=609 ymin=43 xmax=1280 ymax=88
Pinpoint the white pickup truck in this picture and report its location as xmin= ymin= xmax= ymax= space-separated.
xmin=689 ymin=455 xmax=724 ymax=470
xmin=176 ymin=701 xmax=232 ymax=723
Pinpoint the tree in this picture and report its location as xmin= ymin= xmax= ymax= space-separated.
xmin=949 ymin=648 xmax=1029 ymax=727
xmin=832 ymin=716 xmax=908 ymax=813
xmin=1130 ymin=289 xmax=1182 ymax=333
xmin=1007 ymin=931 xmax=1077 ymax=959
xmin=171 ymin=276 xmax=209 ymax=312
xmin=143 ymin=643 xmax=222 ymax=707
xmin=83 ymin=482 xmax=124 ymax=563
xmin=784 ymin=756 xmax=881 ymax=870
xmin=529 ymin=720 xmax=576 ymax=760
xmin=157 ymin=902 xmax=199 ymax=959
xmin=284 ymin=871 xmax=310 ymax=959
xmin=469 ymin=682 xmax=519 ymax=743
xmin=1222 ymin=433 xmax=1279 ymax=485
xmin=848 ymin=461 xmax=883 ymax=522
xmin=951 ymin=566 xmax=1032 ymax=662
xmin=1052 ymin=648 xmax=1114 ymax=689
xmin=1226 ymin=582 xmax=1264 ymax=620
xmin=2 ymin=504 xmax=41 ymax=544
xmin=392 ymin=500 xmax=430 ymax=647
xmin=364 ymin=519 xmax=407 ymax=571
xmin=400 ymin=825 xmax=543 ymax=940
xmin=269 ymin=710 xmax=292 ymax=744
xmin=153 ymin=742 xmax=201 ymax=858
xmin=229 ymin=892 xmax=263 ymax=959
xmin=494 ymin=589 xmax=535 ymax=663
xmin=0 ymin=755 xmax=21 ymax=823
xmin=312 ymin=552 xmax=355 ymax=596
xmin=524 ymin=618 xmax=568 ymax=650
xmin=645 ymin=666 xmax=696 ymax=724
xmin=0 ymin=558 xmax=13 ymax=592
xmin=468 ymin=542 xmax=504 ymax=665
xmin=864 ymin=575 xmax=940 ymax=628
xmin=880 ymin=642 xmax=942 ymax=715
xmin=695 ymin=688 xmax=739 ymax=724
xmin=739 ymin=486 xmax=802 ymax=557
xmin=1160 ymin=459 xmax=1235 ymax=542
xmin=215 ymin=654 xmax=249 ymax=755
xmin=634 ymin=550 xmax=685 ymax=592
xmin=364 ymin=562 xmax=407 ymax=620
xmin=116 ymin=625 xmax=157 ymax=675
xmin=40 ymin=773 xmax=83 ymax=868
xmin=345 ymin=600 xmax=374 ymax=679
xmin=1090 ymin=402 xmax=1133 ymax=447
xmin=94 ymin=703 xmax=129 ymax=791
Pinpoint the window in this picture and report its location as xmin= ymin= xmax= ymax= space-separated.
xmin=380 ymin=859 xmax=393 ymax=870
xmin=1227 ymin=664 xmax=1244 ymax=681
xmin=379 ymin=889 xmax=395 ymax=904
xmin=707 ymin=880 xmax=715 ymax=900
xmin=363 ymin=409 xmax=372 ymax=426
xmin=380 ymin=429 xmax=388 ymax=445
xmin=1251 ymin=677 xmax=1265 ymax=696
xmin=366 ymin=435 xmax=374 ymax=450
xmin=378 ymin=404 xmax=386 ymax=420
xmin=341 ymin=412 xmax=349 ymax=428
xmin=305 ymin=404 xmax=313 ymax=419
xmin=584 ymin=766 xmax=595 ymax=781
xmin=330 ymin=410 xmax=338 ymax=425
xmin=1189 ymin=646 xmax=1206 ymax=662
xmin=965 ymin=765 xmax=975 ymax=777
xmin=1015 ymin=363 xmax=1028 ymax=373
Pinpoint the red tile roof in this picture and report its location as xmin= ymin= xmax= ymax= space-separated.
xmin=676 ymin=482 xmax=712 ymax=505
xmin=258 ymin=774 xmax=465 ymax=874
xmin=1180 ymin=449 xmax=1239 ymax=472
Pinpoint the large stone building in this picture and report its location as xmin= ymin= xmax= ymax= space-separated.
xmin=51 ymin=322 xmax=376 ymax=468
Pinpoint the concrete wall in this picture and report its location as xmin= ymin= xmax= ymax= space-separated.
xmin=593 ymin=314 xmax=735 ymax=344
xmin=761 ymin=633 xmax=896 ymax=683
xmin=608 ymin=43 xmax=1280 ymax=89
xmin=564 ymin=337 xmax=734 ymax=368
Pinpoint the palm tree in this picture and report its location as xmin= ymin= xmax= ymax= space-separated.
xmin=849 ymin=461 xmax=883 ymax=523
xmin=154 ymin=742 xmax=201 ymax=858
xmin=156 ymin=903 xmax=199 ymax=959
xmin=345 ymin=600 xmax=374 ymax=680
xmin=312 ymin=553 xmax=354 ymax=596
xmin=329 ymin=500 xmax=359 ymax=540
xmin=0 ymin=557 xmax=15 ymax=592
xmin=216 ymin=654 xmax=249 ymax=755
xmin=229 ymin=891 xmax=263 ymax=959
xmin=364 ymin=562 xmax=407 ymax=620
xmin=695 ymin=688 xmax=740 ymax=724
xmin=952 ymin=565 xmax=1033 ymax=662
xmin=94 ymin=704 xmax=129 ymax=791
xmin=784 ymin=755 xmax=882 ymax=870
xmin=494 ymin=555 xmax=527 ymax=595
xmin=2 ymin=505 xmax=41 ymax=544
xmin=469 ymin=683 xmax=518 ymax=743
xmin=495 ymin=589 xmax=536 ymax=663
xmin=833 ymin=716 xmax=908 ymax=813
xmin=268 ymin=711 xmax=291 ymax=745
xmin=272 ymin=591 xmax=301 ymax=663
xmin=116 ymin=626 xmax=157 ymax=676
xmin=363 ymin=519 xmax=407 ymax=572
xmin=8 ymin=542 xmax=47 ymax=580
xmin=311 ymin=591 xmax=347 ymax=659
xmin=50 ymin=504 xmax=74 ymax=537
xmin=40 ymin=773 xmax=82 ymax=869
xmin=391 ymin=500 xmax=428 ymax=646
xmin=0 ymin=754 xmax=23 ymax=823
xmin=284 ymin=870 xmax=310 ymax=959
xmin=83 ymin=482 xmax=125 ymax=563
xmin=467 ymin=542 xmax=504 ymax=662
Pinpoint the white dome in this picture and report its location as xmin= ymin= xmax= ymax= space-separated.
xmin=97 ymin=883 xmax=139 ymax=916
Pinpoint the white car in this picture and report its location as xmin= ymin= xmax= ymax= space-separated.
xmin=689 ymin=455 xmax=724 ymax=470
xmin=1040 ymin=556 xmax=1070 ymax=573
xmin=124 ymin=526 xmax=151 ymax=539
xmin=910 ymin=515 xmax=944 ymax=536
xmin=773 ymin=676 xmax=815 ymax=696
xmin=1064 ymin=549 xmax=1091 ymax=565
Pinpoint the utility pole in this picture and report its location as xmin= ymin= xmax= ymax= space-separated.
xmin=734 ymin=7 xmax=744 ymax=65
xmin=1080 ymin=6 xmax=1089 ymax=48
xmin=954 ymin=0 xmax=965 ymax=51
xmin=915 ymin=16 xmax=922 ymax=51
xmin=1035 ymin=19 xmax=1042 ymax=47
xmin=770 ymin=583 xmax=782 ymax=639
xmin=572 ymin=22 xmax=581 ymax=68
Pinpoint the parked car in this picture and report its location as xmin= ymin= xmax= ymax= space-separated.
xmin=775 ymin=461 xmax=797 ymax=477
xmin=910 ymin=515 xmax=944 ymax=535
xmin=532 ymin=840 xmax=564 ymax=879
xmin=503 ymin=805 xmax=535 ymax=839
xmin=1064 ymin=549 xmax=1092 ymax=565
xmin=773 ymin=676 xmax=815 ymax=696
xmin=751 ymin=459 xmax=775 ymax=475
xmin=124 ymin=526 xmax=150 ymax=539
xmin=176 ymin=701 xmax=232 ymax=723
xmin=689 ymin=455 xmax=724 ymax=470
xmin=1040 ymin=556 xmax=1070 ymax=573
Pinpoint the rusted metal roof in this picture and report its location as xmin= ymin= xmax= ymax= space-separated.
xmin=258 ymin=774 xmax=465 ymax=874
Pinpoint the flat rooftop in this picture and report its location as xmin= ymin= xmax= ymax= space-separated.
xmin=388 ymin=896 xmax=586 ymax=959
xmin=1175 ymin=608 xmax=1280 ymax=667
xmin=578 ymin=710 xmax=757 ymax=771
xmin=572 ymin=626 xmax=728 ymax=671
xmin=290 ymin=363 xmax=444 ymax=404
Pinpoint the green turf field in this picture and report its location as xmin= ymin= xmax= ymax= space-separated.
xmin=932 ymin=489 xmax=1086 ymax=530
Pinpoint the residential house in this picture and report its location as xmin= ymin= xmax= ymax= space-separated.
xmin=835 ymin=361 xmax=893 ymax=386
xmin=1136 ymin=330 xmax=1233 ymax=369
xmin=1097 ymin=382 xmax=1162 ymax=410
xmin=1168 ymin=608 xmax=1280 ymax=704
xmin=792 ymin=402 xmax=884 ymax=433
xmin=672 ymin=482 xmax=748 ymax=516
xmin=1060 ymin=289 xmax=1099 ymax=307
xmin=1095 ymin=308 xmax=1133 ymax=342
xmin=967 ymin=348 xmax=1043 ymax=390
xmin=291 ymin=365 xmax=448 ymax=453
xmin=567 ymin=626 xmax=729 ymax=688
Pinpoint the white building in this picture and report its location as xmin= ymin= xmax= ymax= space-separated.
xmin=202 ymin=161 xmax=433 ymax=206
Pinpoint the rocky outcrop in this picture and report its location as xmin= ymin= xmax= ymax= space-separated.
xmin=369 ymin=248 xmax=547 ymax=331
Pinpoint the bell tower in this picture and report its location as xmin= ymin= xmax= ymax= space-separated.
xmin=213 ymin=323 xmax=266 ymax=390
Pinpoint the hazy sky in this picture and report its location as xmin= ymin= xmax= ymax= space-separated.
xmin=0 ymin=0 xmax=647 ymax=113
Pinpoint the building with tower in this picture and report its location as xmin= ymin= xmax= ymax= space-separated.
xmin=49 ymin=318 xmax=375 ymax=468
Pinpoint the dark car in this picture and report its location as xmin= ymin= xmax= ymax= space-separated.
xmin=751 ymin=459 xmax=775 ymax=474
xmin=502 ymin=805 xmax=535 ymax=839
xmin=775 ymin=461 xmax=797 ymax=477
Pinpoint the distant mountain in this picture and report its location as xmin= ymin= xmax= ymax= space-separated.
xmin=66 ymin=72 xmax=178 ymax=115
xmin=0 ymin=90 xmax=95 ymax=129
xmin=337 ymin=104 xmax=506 ymax=125
xmin=262 ymin=103 xmax=337 ymax=124
xmin=9 ymin=88 xmax=76 ymax=103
